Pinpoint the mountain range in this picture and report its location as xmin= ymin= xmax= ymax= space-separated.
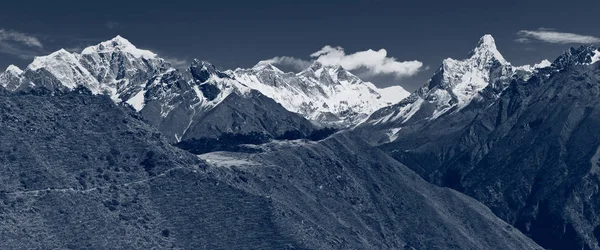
xmin=1 ymin=33 xmax=600 ymax=249
xmin=357 ymin=38 xmax=600 ymax=249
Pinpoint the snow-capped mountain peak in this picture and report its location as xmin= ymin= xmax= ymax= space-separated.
xmin=26 ymin=48 xmax=102 ymax=91
xmin=515 ymin=59 xmax=552 ymax=73
xmin=534 ymin=59 xmax=552 ymax=68
xmin=230 ymin=59 xmax=410 ymax=127
xmin=251 ymin=61 xmax=284 ymax=73
xmin=5 ymin=65 xmax=23 ymax=75
xmin=362 ymin=34 xmax=519 ymax=140
xmin=468 ymin=34 xmax=507 ymax=65
xmin=9 ymin=35 xmax=172 ymax=104
xmin=81 ymin=35 xmax=157 ymax=59
xmin=0 ymin=65 xmax=25 ymax=90
xmin=28 ymin=49 xmax=76 ymax=71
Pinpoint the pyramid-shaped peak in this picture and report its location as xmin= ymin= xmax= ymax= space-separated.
xmin=54 ymin=48 xmax=71 ymax=55
xmin=90 ymin=35 xmax=136 ymax=50
xmin=252 ymin=61 xmax=283 ymax=73
xmin=477 ymin=34 xmax=497 ymax=48
xmin=110 ymin=35 xmax=132 ymax=45
xmin=469 ymin=34 xmax=507 ymax=64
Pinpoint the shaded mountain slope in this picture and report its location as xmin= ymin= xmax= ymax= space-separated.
xmin=378 ymin=46 xmax=600 ymax=249
xmin=0 ymin=88 xmax=540 ymax=249
xmin=182 ymin=90 xmax=315 ymax=140
xmin=200 ymin=134 xmax=541 ymax=249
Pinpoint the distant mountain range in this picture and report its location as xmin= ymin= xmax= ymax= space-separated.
xmin=0 ymin=36 xmax=409 ymax=152
xmin=0 ymin=36 xmax=408 ymax=129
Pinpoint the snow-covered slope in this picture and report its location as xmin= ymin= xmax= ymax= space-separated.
xmin=231 ymin=61 xmax=410 ymax=127
xmin=26 ymin=49 xmax=103 ymax=93
xmin=360 ymin=34 xmax=551 ymax=143
xmin=9 ymin=36 xmax=171 ymax=104
xmin=78 ymin=35 xmax=171 ymax=103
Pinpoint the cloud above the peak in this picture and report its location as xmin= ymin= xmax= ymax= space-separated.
xmin=262 ymin=46 xmax=423 ymax=78
xmin=0 ymin=29 xmax=44 ymax=59
xmin=516 ymin=28 xmax=600 ymax=44
xmin=310 ymin=46 xmax=423 ymax=78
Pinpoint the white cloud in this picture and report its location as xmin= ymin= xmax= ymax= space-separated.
xmin=261 ymin=56 xmax=311 ymax=71
xmin=0 ymin=29 xmax=43 ymax=48
xmin=517 ymin=29 xmax=600 ymax=44
xmin=310 ymin=45 xmax=423 ymax=78
xmin=0 ymin=29 xmax=44 ymax=59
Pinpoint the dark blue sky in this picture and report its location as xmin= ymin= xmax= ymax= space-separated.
xmin=1 ymin=0 xmax=599 ymax=91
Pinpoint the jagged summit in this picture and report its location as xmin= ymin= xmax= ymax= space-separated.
xmin=81 ymin=35 xmax=157 ymax=59
xmin=191 ymin=59 xmax=215 ymax=67
xmin=189 ymin=59 xmax=231 ymax=82
xmin=299 ymin=61 xmax=349 ymax=80
xmin=553 ymin=45 xmax=599 ymax=68
xmin=191 ymin=59 xmax=221 ymax=73
xmin=307 ymin=61 xmax=323 ymax=70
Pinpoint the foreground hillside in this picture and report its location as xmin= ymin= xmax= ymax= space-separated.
xmin=0 ymin=88 xmax=540 ymax=249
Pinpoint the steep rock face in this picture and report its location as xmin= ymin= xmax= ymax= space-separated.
xmin=359 ymin=35 xmax=548 ymax=144
xmin=0 ymin=88 xmax=541 ymax=249
xmin=138 ymin=68 xmax=202 ymax=142
xmin=378 ymin=46 xmax=600 ymax=249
